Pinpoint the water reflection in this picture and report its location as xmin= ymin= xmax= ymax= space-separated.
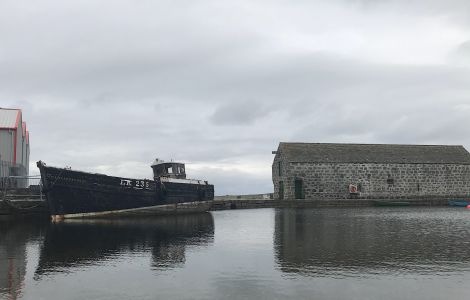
xmin=34 ymin=213 xmax=214 ymax=277
xmin=0 ymin=216 xmax=47 ymax=300
xmin=274 ymin=208 xmax=470 ymax=277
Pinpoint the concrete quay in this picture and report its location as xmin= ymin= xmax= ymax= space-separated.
xmin=210 ymin=197 xmax=457 ymax=210
xmin=210 ymin=199 xmax=279 ymax=210
xmin=0 ymin=196 xmax=462 ymax=217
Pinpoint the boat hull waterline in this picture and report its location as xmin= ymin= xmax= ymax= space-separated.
xmin=50 ymin=201 xmax=212 ymax=221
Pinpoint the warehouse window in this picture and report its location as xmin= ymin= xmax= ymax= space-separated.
xmin=278 ymin=161 xmax=282 ymax=176
xmin=279 ymin=181 xmax=284 ymax=200
xmin=387 ymin=174 xmax=394 ymax=185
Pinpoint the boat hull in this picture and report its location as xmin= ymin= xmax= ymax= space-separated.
xmin=37 ymin=162 xmax=214 ymax=218
xmin=448 ymin=200 xmax=470 ymax=207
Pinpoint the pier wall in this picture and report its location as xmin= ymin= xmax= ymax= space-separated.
xmin=214 ymin=193 xmax=273 ymax=201
xmin=0 ymin=197 xmax=465 ymax=216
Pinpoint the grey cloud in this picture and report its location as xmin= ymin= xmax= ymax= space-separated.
xmin=191 ymin=167 xmax=273 ymax=196
xmin=2 ymin=0 xmax=470 ymax=194
xmin=453 ymin=40 xmax=470 ymax=64
xmin=12 ymin=54 xmax=470 ymax=194
xmin=347 ymin=0 xmax=470 ymax=20
xmin=210 ymin=100 xmax=274 ymax=125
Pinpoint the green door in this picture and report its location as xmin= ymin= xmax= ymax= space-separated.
xmin=295 ymin=179 xmax=304 ymax=199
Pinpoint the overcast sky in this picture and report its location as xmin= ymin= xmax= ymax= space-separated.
xmin=1 ymin=0 xmax=470 ymax=195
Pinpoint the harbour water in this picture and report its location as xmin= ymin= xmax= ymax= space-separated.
xmin=2 ymin=207 xmax=470 ymax=300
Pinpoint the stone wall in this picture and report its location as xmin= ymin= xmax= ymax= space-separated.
xmin=272 ymin=153 xmax=289 ymax=200
xmin=273 ymin=161 xmax=470 ymax=200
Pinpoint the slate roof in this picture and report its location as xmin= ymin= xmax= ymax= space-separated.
xmin=277 ymin=142 xmax=470 ymax=164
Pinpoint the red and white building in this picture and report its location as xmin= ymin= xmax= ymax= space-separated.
xmin=0 ymin=108 xmax=30 ymax=186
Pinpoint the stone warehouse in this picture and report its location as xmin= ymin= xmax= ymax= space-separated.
xmin=272 ymin=143 xmax=470 ymax=200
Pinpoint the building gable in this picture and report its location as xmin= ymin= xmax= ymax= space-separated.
xmin=0 ymin=108 xmax=21 ymax=129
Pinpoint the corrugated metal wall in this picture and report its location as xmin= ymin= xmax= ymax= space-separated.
xmin=15 ymin=118 xmax=22 ymax=165
xmin=0 ymin=130 xmax=14 ymax=163
xmin=0 ymin=162 xmax=27 ymax=187
xmin=26 ymin=142 xmax=30 ymax=175
xmin=0 ymin=110 xmax=30 ymax=187
xmin=21 ymin=124 xmax=27 ymax=168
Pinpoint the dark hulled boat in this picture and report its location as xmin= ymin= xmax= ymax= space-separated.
xmin=37 ymin=159 xmax=214 ymax=220
xmin=448 ymin=200 xmax=470 ymax=207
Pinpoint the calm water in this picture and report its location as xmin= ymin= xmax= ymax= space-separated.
xmin=2 ymin=207 xmax=470 ymax=300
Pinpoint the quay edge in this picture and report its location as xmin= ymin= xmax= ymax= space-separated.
xmin=210 ymin=197 xmax=468 ymax=210
xmin=1 ymin=197 xmax=467 ymax=217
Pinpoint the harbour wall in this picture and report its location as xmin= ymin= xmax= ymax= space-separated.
xmin=210 ymin=197 xmax=462 ymax=210
xmin=214 ymin=193 xmax=273 ymax=201
xmin=0 ymin=196 xmax=465 ymax=216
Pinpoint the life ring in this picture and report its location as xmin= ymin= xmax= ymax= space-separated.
xmin=349 ymin=184 xmax=358 ymax=194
